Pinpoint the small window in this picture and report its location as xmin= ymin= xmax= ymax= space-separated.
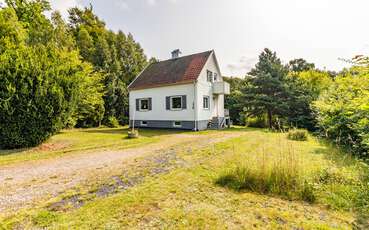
xmin=213 ymin=73 xmax=218 ymax=81
xmin=203 ymin=96 xmax=210 ymax=109
xmin=139 ymin=99 xmax=149 ymax=111
xmin=170 ymin=96 xmax=182 ymax=110
xmin=207 ymin=70 xmax=213 ymax=82
xmin=173 ymin=121 xmax=182 ymax=127
xmin=141 ymin=121 xmax=148 ymax=126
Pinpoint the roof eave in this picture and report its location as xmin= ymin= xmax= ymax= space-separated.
xmin=128 ymin=80 xmax=195 ymax=91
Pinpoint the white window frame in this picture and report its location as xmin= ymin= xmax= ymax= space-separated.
xmin=139 ymin=98 xmax=150 ymax=112
xmin=207 ymin=70 xmax=213 ymax=82
xmin=140 ymin=121 xmax=148 ymax=126
xmin=213 ymin=73 xmax=218 ymax=82
xmin=170 ymin=96 xmax=183 ymax=110
xmin=173 ymin=121 xmax=182 ymax=127
xmin=203 ymin=96 xmax=210 ymax=110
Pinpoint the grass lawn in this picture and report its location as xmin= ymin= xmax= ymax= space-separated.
xmin=2 ymin=128 xmax=368 ymax=229
xmin=0 ymin=127 xmax=186 ymax=166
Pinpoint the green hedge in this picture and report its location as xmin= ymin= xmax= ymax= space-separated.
xmin=0 ymin=45 xmax=84 ymax=148
xmin=313 ymin=74 xmax=369 ymax=157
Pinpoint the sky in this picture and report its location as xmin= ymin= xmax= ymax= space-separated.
xmin=48 ymin=0 xmax=369 ymax=76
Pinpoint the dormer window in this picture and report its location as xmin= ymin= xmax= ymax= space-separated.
xmin=207 ymin=70 xmax=213 ymax=82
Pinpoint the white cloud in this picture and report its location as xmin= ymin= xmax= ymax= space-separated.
xmin=146 ymin=0 xmax=178 ymax=6
xmin=49 ymin=0 xmax=82 ymax=18
xmin=227 ymin=56 xmax=257 ymax=76
xmin=147 ymin=0 xmax=156 ymax=6
xmin=115 ymin=0 xmax=129 ymax=10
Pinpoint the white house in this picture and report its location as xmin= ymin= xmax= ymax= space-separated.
xmin=128 ymin=50 xmax=230 ymax=130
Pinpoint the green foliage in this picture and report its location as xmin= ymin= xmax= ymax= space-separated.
xmin=105 ymin=116 xmax=119 ymax=128
xmin=288 ymin=58 xmax=315 ymax=72
xmin=242 ymin=48 xmax=289 ymax=128
xmin=0 ymin=2 xmax=105 ymax=148
xmin=245 ymin=115 xmax=267 ymax=128
xmin=72 ymin=64 xmax=105 ymax=128
xmin=287 ymin=129 xmax=308 ymax=141
xmin=0 ymin=1 xmax=150 ymax=148
xmin=69 ymin=6 xmax=147 ymax=124
xmin=32 ymin=210 xmax=58 ymax=228
xmin=285 ymin=70 xmax=332 ymax=130
xmin=313 ymin=72 xmax=369 ymax=157
xmin=223 ymin=77 xmax=246 ymax=125
xmin=0 ymin=42 xmax=89 ymax=148
xmin=239 ymin=49 xmax=333 ymax=131
xmin=6 ymin=0 xmax=53 ymax=45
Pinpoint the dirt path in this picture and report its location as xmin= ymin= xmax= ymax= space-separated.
xmin=0 ymin=132 xmax=242 ymax=214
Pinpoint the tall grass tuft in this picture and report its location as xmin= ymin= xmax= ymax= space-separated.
xmin=215 ymin=143 xmax=316 ymax=202
xmin=287 ymin=129 xmax=308 ymax=141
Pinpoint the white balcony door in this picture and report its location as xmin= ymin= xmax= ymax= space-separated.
xmin=212 ymin=95 xmax=218 ymax=118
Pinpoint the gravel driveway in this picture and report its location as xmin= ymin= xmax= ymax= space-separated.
xmin=0 ymin=132 xmax=241 ymax=214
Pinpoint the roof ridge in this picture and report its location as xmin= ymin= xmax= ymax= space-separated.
xmin=156 ymin=50 xmax=213 ymax=63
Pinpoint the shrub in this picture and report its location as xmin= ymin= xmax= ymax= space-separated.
xmin=287 ymin=129 xmax=308 ymax=141
xmin=0 ymin=8 xmax=104 ymax=149
xmin=105 ymin=116 xmax=119 ymax=128
xmin=117 ymin=115 xmax=129 ymax=126
xmin=0 ymin=45 xmax=84 ymax=149
xmin=313 ymin=73 xmax=369 ymax=157
xmin=300 ymin=181 xmax=316 ymax=203
xmin=246 ymin=115 xmax=267 ymax=128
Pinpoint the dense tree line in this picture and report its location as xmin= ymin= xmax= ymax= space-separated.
xmin=0 ymin=0 xmax=148 ymax=149
xmin=225 ymin=49 xmax=369 ymax=157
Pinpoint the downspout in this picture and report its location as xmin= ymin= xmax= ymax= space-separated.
xmin=193 ymin=80 xmax=198 ymax=131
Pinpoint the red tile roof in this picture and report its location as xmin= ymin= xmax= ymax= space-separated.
xmin=128 ymin=50 xmax=213 ymax=90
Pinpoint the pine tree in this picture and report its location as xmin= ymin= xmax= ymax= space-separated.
xmin=242 ymin=48 xmax=289 ymax=129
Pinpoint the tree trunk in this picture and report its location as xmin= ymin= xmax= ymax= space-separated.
xmin=267 ymin=109 xmax=273 ymax=129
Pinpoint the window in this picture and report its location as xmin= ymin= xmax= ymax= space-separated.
xmin=139 ymin=99 xmax=149 ymax=111
xmin=203 ymin=96 xmax=210 ymax=109
xmin=173 ymin=121 xmax=182 ymax=127
xmin=140 ymin=121 xmax=148 ymax=126
xmin=170 ymin=96 xmax=182 ymax=110
xmin=207 ymin=70 xmax=213 ymax=82
xmin=213 ymin=73 xmax=218 ymax=81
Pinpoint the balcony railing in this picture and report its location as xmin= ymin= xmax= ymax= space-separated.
xmin=212 ymin=81 xmax=230 ymax=95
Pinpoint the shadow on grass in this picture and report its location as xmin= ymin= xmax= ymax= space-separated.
xmin=0 ymin=126 xmax=260 ymax=157
xmin=313 ymin=139 xmax=367 ymax=169
xmin=78 ymin=127 xmax=189 ymax=137
xmin=0 ymin=148 xmax=27 ymax=156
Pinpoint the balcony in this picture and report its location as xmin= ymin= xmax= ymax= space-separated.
xmin=212 ymin=81 xmax=230 ymax=95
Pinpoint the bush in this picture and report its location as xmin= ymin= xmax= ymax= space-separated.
xmin=0 ymin=8 xmax=104 ymax=149
xmin=117 ymin=115 xmax=129 ymax=126
xmin=0 ymin=45 xmax=84 ymax=149
xmin=313 ymin=73 xmax=369 ymax=157
xmin=246 ymin=116 xmax=267 ymax=128
xmin=105 ymin=116 xmax=119 ymax=128
xmin=287 ymin=129 xmax=308 ymax=141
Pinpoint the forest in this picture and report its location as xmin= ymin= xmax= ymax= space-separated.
xmin=0 ymin=0 xmax=368 ymax=160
